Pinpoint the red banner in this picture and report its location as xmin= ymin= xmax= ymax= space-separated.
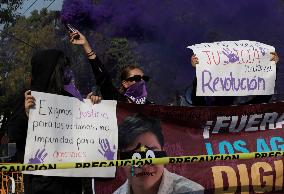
xmin=95 ymin=102 xmax=284 ymax=194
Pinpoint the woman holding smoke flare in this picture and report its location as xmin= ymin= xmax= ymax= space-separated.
xmin=70 ymin=31 xmax=153 ymax=105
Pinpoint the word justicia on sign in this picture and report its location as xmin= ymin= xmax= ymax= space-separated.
xmin=200 ymin=48 xmax=263 ymax=66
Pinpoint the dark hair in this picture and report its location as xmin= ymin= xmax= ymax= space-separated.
xmin=120 ymin=65 xmax=143 ymax=81
xmin=118 ymin=113 xmax=164 ymax=150
xmin=31 ymin=49 xmax=71 ymax=95
xmin=119 ymin=65 xmax=144 ymax=93
xmin=47 ymin=55 xmax=70 ymax=94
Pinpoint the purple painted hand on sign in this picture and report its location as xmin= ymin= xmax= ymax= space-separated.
xmin=98 ymin=138 xmax=116 ymax=160
xmin=28 ymin=149 xmax=48 ymax=164
xmin=222 ymin=48 xmax=239 ymax=64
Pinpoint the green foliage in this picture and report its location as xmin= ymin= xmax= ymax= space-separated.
xmin=7 ymin=9 xmax=61 ymax=62
xmin=105 ymin=38 xmax=137 ymax=69
xmin=0 ymin=9 xmax=63 ymax=117
xmin=66 ymin=32 xmax=139 ymax=92
xmin=102 ymin=37 xmax=138 ymax=86
xmin=0 ymin=0 xmax=24 ymax=25
xmin=0 ymin=7 xmax=139 ymax=117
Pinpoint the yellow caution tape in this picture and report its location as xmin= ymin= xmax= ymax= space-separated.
xmin=0 ymin=151 xmax=283 ymax=172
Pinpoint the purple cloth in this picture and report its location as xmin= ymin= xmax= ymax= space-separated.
xmin=64 ymin=83 xmax=83 ymax=101
xmin=63 ymin=68 xmax=83 ymax=101
xmin=124 ymin=80 xmax=147 ymax=104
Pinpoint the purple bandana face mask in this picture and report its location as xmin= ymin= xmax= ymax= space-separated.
xmin=124 ymin=80 xmax=147 ymax=104
xmin=63 ymin=67 xmax=83 ymax=101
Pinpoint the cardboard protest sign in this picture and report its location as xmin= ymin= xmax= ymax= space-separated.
xmin=188 ymin=40 xmax=276 ymax=96
xmin=95 ymin=101 xmax=284 ymax=194
xmin=24 ymin=91 xmax=118 ymax=177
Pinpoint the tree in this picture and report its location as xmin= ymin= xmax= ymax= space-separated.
xmin=0 ymin=8 xmax=65 ymax=134
xmin=0 ymin=0 xmax=24 ymax=26
xmin=0 ymin=6 xmax=139 ymax=118
xmin=102 ymin=37 xmax=138 ymax=86
xmin=64 ymin=31 xmax=139 ymax=93
xmin=0 ymin=9 xmax=62 ymax=97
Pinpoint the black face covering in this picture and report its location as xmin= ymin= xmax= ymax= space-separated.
xmin=30 ymin=49 xmax=65 ymax=93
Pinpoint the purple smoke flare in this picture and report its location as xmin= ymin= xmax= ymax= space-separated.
xmin=61 ymin=0 xmax=284 ymax=103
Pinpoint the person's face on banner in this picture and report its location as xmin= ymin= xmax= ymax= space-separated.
xmin=123 ymin=131 xmax=164 ymax=190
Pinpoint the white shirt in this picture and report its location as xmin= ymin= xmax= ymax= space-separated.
xmin=113 ymin=169 xmax=204 ymax=194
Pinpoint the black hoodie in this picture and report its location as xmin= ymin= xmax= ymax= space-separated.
xmin=8 ymin=49 xmax=69 ymax=155
xmin=7 ymin=49 xmax=82 ymax=194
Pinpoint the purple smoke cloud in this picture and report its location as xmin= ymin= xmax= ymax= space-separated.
xmin=61 ymin=0 xmax=284 ymax=104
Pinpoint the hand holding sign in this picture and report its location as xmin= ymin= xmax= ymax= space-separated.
xmin=188 ymin=40 xmax=278 ymax=96
xmin=24 ymin=92 xmax=118 ymax=177
xmin=270 ymin=52 xmax=279 ymax=63
xmin=25 ymin=90 xmax=35 ymax=117
xmin=191 ymin=51 xmax=279 ymax=67
xmin=191 ymin=54 xmax=199 ymax=68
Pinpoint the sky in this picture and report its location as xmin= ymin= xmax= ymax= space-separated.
xmin=19 ymin=0 xmax=63 ymax=16
xmin=0 ymin=0 xmax=63 ymax=33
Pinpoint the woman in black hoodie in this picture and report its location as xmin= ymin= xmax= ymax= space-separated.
xmin=70 ymin=31 xmax=153 ymax=105
xmin=8 ymin=49 xmax=83 ymax=194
